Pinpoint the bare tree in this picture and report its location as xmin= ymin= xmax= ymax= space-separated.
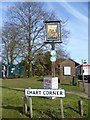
xmin=2 ymin=22 xmax=21 ymax=64
xmin=2 ymin=2 xmax=70 ymax=77
xmin=4 ymin=2 xmax=56 ymax=77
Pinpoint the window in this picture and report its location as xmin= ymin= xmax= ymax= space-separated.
xmin=64 ymin=66 xmax=71 ymax=76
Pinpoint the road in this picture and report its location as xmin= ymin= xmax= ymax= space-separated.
xmin=78 ymin=80 xmax=90 ymax=98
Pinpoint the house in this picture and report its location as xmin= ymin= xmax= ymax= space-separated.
xmin=55 ymin=58 xmax=80 ymax=83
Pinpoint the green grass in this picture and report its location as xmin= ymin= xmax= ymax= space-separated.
xmin=59 ymin=83 xmax=85 ymax=93
xmin=1 ymin=76 xmax=89 ymax=119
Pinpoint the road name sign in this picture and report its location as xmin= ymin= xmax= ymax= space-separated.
xmin=50 ymin=50 xmax=56 ymax=56
xmin=25 ymin=89 xmax=65 ymax=97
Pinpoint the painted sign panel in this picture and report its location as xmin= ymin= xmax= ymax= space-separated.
xmin=64 ymin=66 xmax=71 ymax=75
xmin=25 ymin=89 xmax=65 ymax=97
xmin=47 ymin=24 xmax=59 ymax=41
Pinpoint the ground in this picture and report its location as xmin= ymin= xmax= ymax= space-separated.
xmin=1 ymin=76 xmax=89 ymax=119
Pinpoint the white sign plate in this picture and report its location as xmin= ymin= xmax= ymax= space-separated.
xmin=50 ymin=50 xmax=56 ymax=56
xmin=25 ymin=89 xmax=65 ymax=97
xmin=50 ymin=56 xmax=56 ymax=62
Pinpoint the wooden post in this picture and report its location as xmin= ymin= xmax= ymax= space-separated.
xmin=60 ymin=98 xmax=64 ymax=118
xmin=23 ymin=95 xmax=27 ymax=114
xmin=78 ymin=80 xmax=79 ymax=87
xmin=82 ymin=59 xmax=84 ymax=88
xmin=78 ymin=100 xmax=83 ymax=116
xmin=52 ymin=41 xmax=55 ymax=77
xmin=29 ymin=96 xmax=33 ymax=118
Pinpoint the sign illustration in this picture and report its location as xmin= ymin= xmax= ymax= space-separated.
xmin=47 ymin=24 xmax=59 ymax=41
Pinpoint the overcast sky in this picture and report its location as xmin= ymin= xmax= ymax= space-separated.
xmin=0 ymin=1 xmax=88 ymax=64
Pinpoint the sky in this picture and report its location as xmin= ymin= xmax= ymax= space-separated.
xmin=0 ymin=1 xmax=88 ymax=64
xmin=43 ymin=2 xmax=88 ymax=64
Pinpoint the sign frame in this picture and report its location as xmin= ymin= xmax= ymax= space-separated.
xmin=44 ymin=20 xmax=62 ymax=44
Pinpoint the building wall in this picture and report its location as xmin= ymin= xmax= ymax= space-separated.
xmin=59 ymin=59 xmax=75 ymax=83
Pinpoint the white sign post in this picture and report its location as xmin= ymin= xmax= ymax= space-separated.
xmin=60 ymin=98 xmax=64 ymax=118
xmin=29 ymin=96 xmax=33 ymax=118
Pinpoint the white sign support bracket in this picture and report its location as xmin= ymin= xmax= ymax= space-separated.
xmin=29 ymin=96 xmax=33 ymax=118
xmin=60 ymin=98 xmax=64 ymax=118
xmin=29 ymin=87 xmax=33 ymax=118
